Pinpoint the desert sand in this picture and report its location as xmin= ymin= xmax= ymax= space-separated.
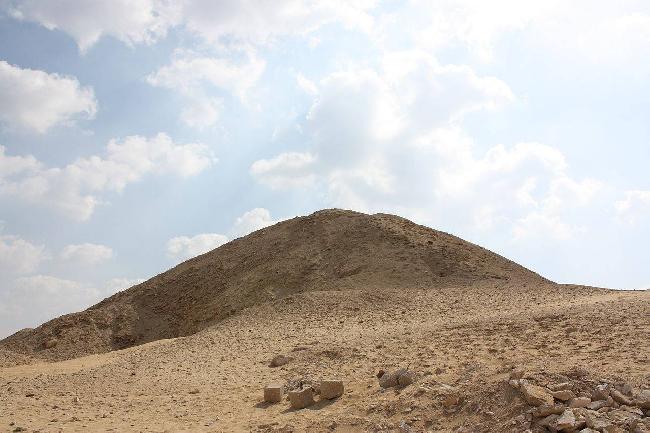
xmin=1 ymin=210 xmax=648 ymax=432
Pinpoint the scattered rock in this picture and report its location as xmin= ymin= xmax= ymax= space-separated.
xmin=553 ymin=390 xmax=577 ymax=401
xmin=569 ymin=397 xmax=591 ymax=408
xmin=611 ymin=389 xmax=634 ymax=406
xmin=636 ymin=390 xmax=650 ymax=410
xmin=554 ymin=408 xmax=577 ymax=431
xmin=189 ymin=389 xmax=200 ymax=394
xmin=43 ymin=338 xmax=58 ymax=349
xmin=320 ymin=380 xmax=344 ymax=400
xmin=533 ymin=404 xmax=566 ymax=418
xmin=288 ymin=387 xmax=314 ymax=410
xmin=396 ymin=369 xmax=416 ymax=387
xmin=520 ymin=382 xmax=554 ymax=407
xmin=593 ymin=384 xmax=610 ymax=400
xmin=588 ymin=400 xmax=610 ymax=410
xmin=264 ymin=384 xmax=284 ymax=403
xmin=379 ymin=371 xmax=399 ymax=388
xmin=269 ymin=355 xmax=291 ymax=368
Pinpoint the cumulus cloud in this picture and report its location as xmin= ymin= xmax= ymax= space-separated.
xmin=176 ymin=0 xmax=376 ymax=45
xmin=166 ymin=233 xmax=229 ymax=261
xmin=60 ymin=243 xmax=113 ymax=265
xmin=147 ymin=51 xmax=266 ymax=128
xmin=615 ymin=190 xmax=650 ymax=226
xmin=0 ymin=133 xmax=216 ymax=220
xmin=252 ymin=54 xmax=601 ymax=242
xmin=0 ymin=234 xmax=47 ymax=274
xmin=231 ymin=208 xmax=279 ymax=238
xmin=3 ymin=0 xmax=376 ymax=52
xmin=166 ymin=208 xmax=280 ymax=261
xmin=4 ymin=0 xmax=180 ymax=52
xmin=0 ymin=60 xmax=96 ymax=133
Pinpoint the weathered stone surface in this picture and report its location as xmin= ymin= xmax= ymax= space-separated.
xmin=43 ymin=338 xmax=58 ymax=349
xmin=636 ymin=390 xmax=650 ymax=409
xmin=520 ymin=382 xmax=554 ymax=407
xmin=611 ymin=389 xmax=633 ymax=406
xmin=269 ymin=354 xmax=291 ymax=368
xmin=553 ymin=390 xmax=576 ymax=401
xmin=534 ymin=404 xmax=566 ymax=418
xmin=320 ymin=380 xmax=344 ymax=400
xmin=397 ymin=369 xmax=416 ymax=386
xmin=588 ymin=400 xmax=610 ymax=410
xmin=549 ymin=382 xmax=573 ymax=392
xmin=379 ymin=371 xmax=399 ymax=388
xmin=585 ymin=412 xmax=612 ymax=431
xmin=554 ymin=409 xmax=577 ymax=431
xmin=264 ymin=384 xmax=284 ymax=403
xmin=538 ymin=414 xmax=559 ymax=428
xmin=288 ymin=387 xmax=314 ymax=410
xmin=569 ymin=397 xmax=592 ymax=408
xmin=593 ymin=384 xmax=610 ymax=401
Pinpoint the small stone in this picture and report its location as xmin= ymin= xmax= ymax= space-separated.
xmin=508 ymin=379 xmax=520 ymax=389
xmin=269 ymin=354 xmax=291 ymax=368
xmin=578 ymin=429 xmax=599 ymax=433
xmin=189 ymin=389 xmax=199 ymax=394
xmin=397 ymin=369 xmax=416 ymax=387
xmin=443 ymin=392 xmax=461 ymax=408
xmin=549 ymin=382 xmax=573 ymax=391
xmin=533 ymin=404 xmax=566 ymax=418
xmin=553 ymin=390 xmax=577 ymax=401
xmin=320 ymin=380 xmax=344 ymax=400
xmin=588 ymin=400 xmax=610 ymax=410
xmin=520 ymin=382 xmax=554 ymax=407
xmin=264 ymin=384 xmax=284 ymax=403
xmin=554 ymin=409 xmax=576 ymax=431
xmin=379 ymin=371 xmax=399 ymax=388
xmin=288 ymin=387 xmax=314 ymax=410
xmin=611 ymin=389 xmax=633 ymax=406
xmin=593 ymin=384 xmax=610 ymax=400
xmin=636 ymin=390 xmax=650 ymax=409
xmin=44 ymin=338 xmax=58 ymax=349
xmin=538 ymin=414 xmax=559 ymax=428
xmin=569 ymin=397 xmax=591 ymax=408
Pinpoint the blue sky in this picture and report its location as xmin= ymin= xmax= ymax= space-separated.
xmin=0 ymin=0 xmax=649 ymax=337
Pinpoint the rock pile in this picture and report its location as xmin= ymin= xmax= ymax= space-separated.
xmin=508 ymin=370 xmax=650 ymax=433
xmin=378 ymin=369 xmax=417 ymax=389
xmin=263 ymin=379 xmax=345 ymax=410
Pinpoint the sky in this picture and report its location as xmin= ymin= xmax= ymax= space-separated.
xmin=0 ymin=0 xmax=649 ymax=337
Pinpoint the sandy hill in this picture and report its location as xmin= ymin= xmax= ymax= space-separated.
xmin=0 ymin=209 xmax=545 ymax=362
xmin=1 ymin=209 xmax=648 ymax=432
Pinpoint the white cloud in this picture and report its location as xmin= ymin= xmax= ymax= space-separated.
xmin=166 ymin=233 xmax=229 ymax=261
xmin=0 ymin=133 xmax=216 ymax=220
xmin=4 ymin=0 xmax=376 ymax=52
xmin=178 ymin=0 xmax=376 ymax=45
xmin=60 ymin=243 xmax=113 ymax=265
xmin=4 ymin=0 xmax=180 ymax=52
xmin=0 ymin=60 xmax=96 ymax=133
xmin=252 ymin=57 xmax=601 ymax=242
xmin=616 ymin=190 xmax=650 ymax=226
xmin=147 ymin=51 xmax=266 ymax=127
xmin=166 ymin=208 xmax=280 ymax=260
xmin=231 ymin=208 xmax=279 ymax=238
xmin=250 ymin=152 xmax=317 ymax=189
xmin=0 ymin=234 xmax=47 ymax=274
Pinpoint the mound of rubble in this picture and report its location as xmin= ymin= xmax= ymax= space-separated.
xmin=508 ymin=369 xmax=649 ymax=433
